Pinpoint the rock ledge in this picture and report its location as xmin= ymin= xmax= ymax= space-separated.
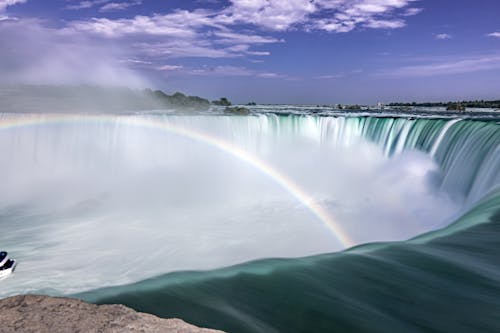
xmin=0 ymin=294 xmax=225 ymax=333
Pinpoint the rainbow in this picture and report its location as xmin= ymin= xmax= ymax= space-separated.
xmin=0 ymin=113 xmax=355 ymax=248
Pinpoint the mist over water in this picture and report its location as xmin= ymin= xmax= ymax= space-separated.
xmin=0 ymin=114 xmax=462 ymax=296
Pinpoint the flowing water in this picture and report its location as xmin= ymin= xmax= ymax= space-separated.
xmin=0 ymin=110 xmax=499 ymax=332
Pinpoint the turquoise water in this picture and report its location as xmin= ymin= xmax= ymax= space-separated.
xmin=79 ymin=191 xmax=500 ymax=332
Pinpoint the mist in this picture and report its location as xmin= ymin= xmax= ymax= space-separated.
xmin=0 ymin=114 xmax=461 ymax=296
xmin=0 ymin=19 xmax=147 ymax=87
xmin=0 ymin=18 xmax=156 ymax=113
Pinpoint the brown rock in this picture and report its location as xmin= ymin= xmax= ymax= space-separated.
xmin=0 ymin=295 xmax=225 ymax=333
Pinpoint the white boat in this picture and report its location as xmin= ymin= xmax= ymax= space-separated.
xmin=0 ymin=252 xmax=17 ymax=280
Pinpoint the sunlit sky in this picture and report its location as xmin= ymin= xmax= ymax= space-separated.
xmin=1 ymin=0 xmax=500 ymax=104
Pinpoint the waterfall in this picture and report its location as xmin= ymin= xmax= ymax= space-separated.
xmin=293 ymin=115 xmax=499 ymax=205
xmin=0 ymin=112 xmax=498 ymax=297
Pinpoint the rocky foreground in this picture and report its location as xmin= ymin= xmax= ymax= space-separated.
xmin=0 ymin=295 xmax=225 ymax=333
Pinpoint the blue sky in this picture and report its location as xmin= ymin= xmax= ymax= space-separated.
xmin=1 ymin=0 xmax=499 ymax=104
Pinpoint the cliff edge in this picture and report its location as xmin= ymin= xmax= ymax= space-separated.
xmin=0 ymin=295 xmax=225 ymax=333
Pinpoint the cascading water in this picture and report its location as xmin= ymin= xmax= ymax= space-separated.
xmin=0 ymin=112 xmax=498 ymax=302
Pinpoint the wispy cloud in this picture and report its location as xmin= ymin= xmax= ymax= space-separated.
xmin=65 ymin=7 xmax=279 ymax=61
xmin=213 ymin=31 xmax=283 ymax=44
xmin=316 ymin=74 xmax=343 ymax=80
xmin=196 ymin=0 xmax=220 ymax=4
xmin=0 ymin=0 xmax=26 ymax=12
xmin=435 ymin=33 xmax=451 ymax=40
xmin=0 ymin=0 xmax=26 ymax=18
xmin=67 ymin=0 xmax=141 ymax=12
xmin=157 ymin=64 xmax=183 ymax=71
xmin=133 ymin=40 xmax=249 ymax=59
xmin=402 ymin=7 xmax=423 ymax=16
xmin=66 ymin=10 xmax=213 ymax=37
xmin=316 ymin=68 xmax=363 ymax=80
xmin=383 ymin=54 xmax=500 ymax=77
xmin=166 ymin=65 xmax=284 ymax=79
xmin=122 ymin=58 xmax=152 ymax=65
xmin=364 ymin=19 xmax=406 ymax=29
xmin=99 ymin=1 xmax=141 ymax=12
xmin=487 ymin=32 xmax=500 ymax=38
xmin=66 ymin=0 xmax=108 ymax=10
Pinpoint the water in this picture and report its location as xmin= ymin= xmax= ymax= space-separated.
xmin=0 ymin=110 xmax=499 ymax=332
xmin=80 ymin=191 xmax=500 ymax=333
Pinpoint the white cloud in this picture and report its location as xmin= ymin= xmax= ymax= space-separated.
xmin=177 ymin=65 xmax=283 ymax=78
xmin=257 ymin=72 xmax=279 ymax=78
xmin=365 ymin=19 xmax=405 ymax=29
xmin=435 ymin=33 xmax=451 ymax=40
xmin=68 ymin=0 xmax=420 ymax=38
xmin=67 ymin=1 xmax=96 ymax=10
xmin=402 ymin=7 xmax=423 ymax=16
xmin=313 ymin=19 xmax=359 ymax=33
xmin=0 ymin=0 xmax=26 ymax=13
xmin=236 ymin=0 xmax=417 ymax=32
xmin=383 ymin=54 xmax=500 ymax=77
xmin=157 ymin=64 xmax=183 ymax=71
xmin=247 ymin=50 xmax=271 ymax=56
xmin=57 ymin=0 xmax=421 ymax=73
xmin=66 ymin=0 xmax=108 ymax=10
xmin=310 ymin=0 xmax=416 ymax=32
xmin=316 ymin=74 xmax=343 ymax=79
xmin=99 ymin=1 xmax=141 ymax=12
xmin=213 ymin=31 xmax=283 ymax=44
xmin=123 ymin=58 xmax=152 ymax=65
xmin=190 ymin=65 xmax=254 ymax=76
xmin=133 ymin=40 xmax=242 ymax=59
xmin=66 ymin=8 xmax=277 ymax=60
xmin=216 ymin=0 xmax=316 ymax=31
xmin=67 ymin=13 xmax=202 ymax=37
xmin=316 ymin=68 xmax=362 ymax=79
xmin=66 ymin=9 xmax=226 ymax=37
xmin=487 ymin=32 xmax=500 ymax=38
